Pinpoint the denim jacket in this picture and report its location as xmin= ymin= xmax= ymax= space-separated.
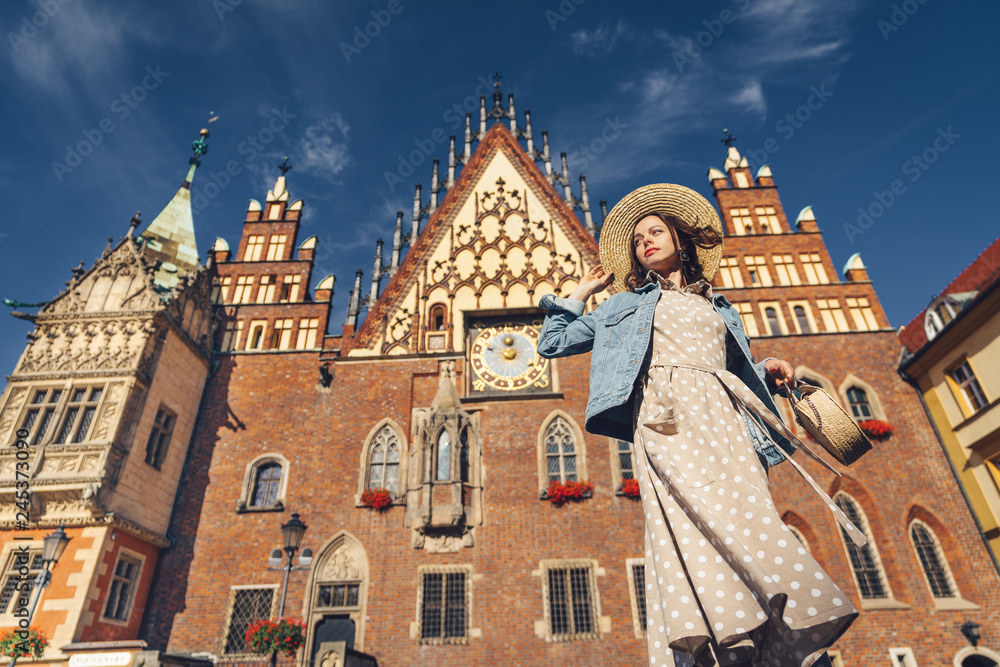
xmin=537 ymin=281 xmax=795 ymax=468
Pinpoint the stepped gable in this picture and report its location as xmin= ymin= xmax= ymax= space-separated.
xmin=350 ymin=122 xmax=600 ymax=353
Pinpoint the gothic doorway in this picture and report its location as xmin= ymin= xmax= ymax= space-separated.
xmin=312 ymin=614 xmax=356 ymax=658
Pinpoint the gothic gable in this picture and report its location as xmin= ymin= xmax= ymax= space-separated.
xmin=349 ymin=124 xmax=600 ymax=357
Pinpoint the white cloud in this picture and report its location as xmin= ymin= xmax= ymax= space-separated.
xmin=571 ymin=20 xmax=628 ymax=55
xmin=730 ymin=79 xmax=767 ymax=117
xmin=298 ymin=114 xmax=350 ymax=181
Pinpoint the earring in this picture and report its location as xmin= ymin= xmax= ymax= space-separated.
xmin=679 ymin=249 xmax=690 ymax=261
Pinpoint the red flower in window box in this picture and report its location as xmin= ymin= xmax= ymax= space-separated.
xmin=361 ymin=487 xmax=394 ymax=512
xmin=858 ymin=419 xmax=894 ymax=441
xmin=546 ymin=479 xmax=594 ymax=506
xmin=621 ymin=477 xmax=641 ymax=499
xmin=245 ymin=618 xmax=306 ymax=657
xmin=0 ymin=626 xmax=49 ymax=659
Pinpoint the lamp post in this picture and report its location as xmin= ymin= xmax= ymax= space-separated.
xmin=264 ymin=513 xmax=311 ymax=667
xmin=10 ymin=525 xmax=71 ymax=667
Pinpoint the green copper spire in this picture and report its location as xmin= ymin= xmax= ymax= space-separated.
xmin=139 ymin=128 xmax=209 ymax=291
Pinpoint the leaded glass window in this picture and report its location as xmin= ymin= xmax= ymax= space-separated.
xmin=545 ymin=417 xmax=577 ymax=484
xmin=835 ymin=495 xmax=888 ymax=599
xmin=368 ymin=426 xmax=400 ymax=494
xmin=251 ymin=462 xmax=282 ymax=507
xmin=910 ymin=523 xmax=955 ymax=598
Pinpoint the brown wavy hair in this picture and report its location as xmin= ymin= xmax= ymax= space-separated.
xmin=623 ymin=211 xmax=724 ymax=292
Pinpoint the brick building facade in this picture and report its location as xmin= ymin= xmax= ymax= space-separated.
xmin=4 ymin=88 xmax=998 ymax=667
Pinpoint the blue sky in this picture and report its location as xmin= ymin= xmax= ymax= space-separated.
xmin=1 ymin=0 xmax=997 ymax=373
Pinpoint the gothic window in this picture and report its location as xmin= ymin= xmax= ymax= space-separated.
xmin=759 ymin=303 xmax=786 ymax=336
xmin=221 ymin=586 xmax=276 ymax=655
xmin=787 ymin=526 xmax=811 ymax=552
xmin=417 ymin=566 xmax=470 ymax=643
xmin=244 ymin=235 xmax=264 ymax=261
xmin=609 ymin=439 xmax=636 ymax=494
xmin=54 ymin=386 xmax=103 ymax=444
xmin=545 ymin=417 xmax=576 ymax=484
xmin=251 ymin=463 xmax=282 ymax=508
xmin=0 ymin=549 xmax=42 ymax=614
xmin=367 ymin=425 xmax=400 ymax=494
xmin=436 ymin=430 xmax=451 ymax=481
xmin=266 ymin=234 xmax=287 ymax=261
xmin=247 ymin=320 xmax=267 ymax=351
xmin=625 ymin=558 xmax=647 ymax=638
xmin=459 ymin=429 xmax=469 ymax=483
xmin=909 ymin=521 xmax=956 ymax=599
xmin=791 ymin=304 xmax=813 ymax=334
xmin=948 ymin=360 xmax=988 ymax=415
xmin=102 ymin=553 xmax=142 ymax=622
xmin=835 ymin=494 xmax=891 ymax=600
xmin=144 ymin=406 xmax=176 ymax=470
xmin=296 ymin=318 xmax=319 ymax=349
xmin=540 ymin=560 xmax=601 ymax=641
xmin=847 ymin=387 xmax=874 ymax=421
xmin=20 ymin=388 xmax=62 ymax=446
xmin=429 ymin=304 xmax=446 ymax=331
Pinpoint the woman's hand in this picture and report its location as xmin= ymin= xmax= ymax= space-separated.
xmin=763 ymin=358 xmax=797 ymax=388
xmin=568 ymin=265 xmax=614 ymax=302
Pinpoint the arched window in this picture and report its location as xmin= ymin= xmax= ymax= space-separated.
xmin=909 ymin=521 xmax=956 ymax=598
xmin=436 ymin=430 xmax=451 ymax=481
xmin=924 ymin=295 xmax=961 ymax=340
xmin=251 ymin=462 xmax=282 ymax=508
xmin=765 ymin=307 xmax=781 ymax=336
xmin=835 ymin=494 xmax=890 ymax=599
xmin=367 ymin=426 xmax=400 ymax=494
xmin=545 ymin=417 xmax=577 ymax=484
xmin=459 ymin=429 xmax=469 ymax=483
xmin=793 ymin=305 xmax=812 ymax=333
xmin=847 ymin=387 xmax=874 ymax=420
xmin=787 ymin=525 xmax=811 ymax=552
xmin=429 ymin=304 xmax=446 ymax=331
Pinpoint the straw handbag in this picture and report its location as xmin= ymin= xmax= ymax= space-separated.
xmin=782 ymin=384 xmax=873 ymax=465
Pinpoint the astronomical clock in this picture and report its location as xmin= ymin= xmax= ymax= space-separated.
xmin=467 ymin=312 xmax=553 ymax=398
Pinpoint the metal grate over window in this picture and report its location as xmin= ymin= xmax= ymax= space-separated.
xmin=420 ymin=571 xmax=467 ymax=640
xmin=103 ymin=556 xmax=140 ymax=621
xmin=632 ymin=563 xmax=647 ymax=632
xmin=547 ymin=566 xmax=596 ymax=638
xmin=910 ymin=524 xmax=955 ymax=598
xmin=222 ymin=588 xmax=274 ymax=655
xmin=835 ymin=496 xmax=887 ymax=599
xmin=618 ymin=440 xmax=634 ymax=480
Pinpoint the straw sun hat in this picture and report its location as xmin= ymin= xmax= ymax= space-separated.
xmin=599 ymin=183 xmax=724 ymax=294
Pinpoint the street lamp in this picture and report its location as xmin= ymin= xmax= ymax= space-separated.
xmin=961 ymin=620 xmax=982 ymax=647
xmin=10 ymin=525 xmax=71 ymax=667
xmin=264 ymin=513 xmax=311 ymax=667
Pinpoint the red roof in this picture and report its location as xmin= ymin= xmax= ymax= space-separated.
xmin=898 ymin=236 xmax=1000 ymax=354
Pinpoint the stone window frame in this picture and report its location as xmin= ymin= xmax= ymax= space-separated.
xmin=717 ymin=257 xmax=745 ymax=288
xmin=625 ymin=558 xmax=647 ymax=639
xmin=243 ymin=235 xmax=265 ymax=262
xmin=536 ymin=410 xmax=589 ymax=496
xmin=816 ymin=299 xmax=850 ymax=332
xmin=837 ymin=374 xmax=888 ymax=422
xmin=237 ymin=452 xmax=290 ymax=513
xmin=953 ymin=646 xmax=1000 ymax=667
xmin=786 ymin=525 xmax=811 ymax=553
xmin=246 ymin=320 xmax=267 ymax=350
xmin=889 ymin=647 xmax=918 ymax=667
xmin=303 ymin=531 xmax=371 ymax=654
xmin=411 ymin=563 xmax=479 ymax=645
xmin=945 ymin=357 xmax=990 ymax=418
xmin=266 ymin=234 xmax=287 ymax=261
xmin=728 ymin=208 xmax=753 ymax=235
xmin=532 ymin=558 xmax=609 ymax=642
xmin=100 ymin=547 xmax=146 ymax=626
xmin=845 ymin=297 xmax=879 ymax=331
xmin=753 ymin=206 xmax=780 ymax=234
xmin=354 ymin=419 xmax=408 ymax=506
xmin=0 ymin=542 xmax=42 ymax=623
xmin=834 ymin=492 xmax=902 ymax=610
xmin=758 ymin=301 xmax=788 ymax=336
xmin=218 ymin=584 xmax=278 ymax=657
xmin=296 ymin=318 xmax=319 ymax=349
xmin=608 ymin=437 xmax=636 ymax=494
xmin=907 ymin=519 xmax=978 ymax=610
xmin=732 ymin=302 xmax=759 ymax=338
xmin=786 ymin=300 xmax=818 ymax=335
xmin=220 ymin=320 xmax=243 ymax=352
xmin=143 ymin=404 xmax=176 ymax=470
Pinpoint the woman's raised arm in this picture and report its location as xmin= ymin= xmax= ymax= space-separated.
xmin=536 ymin=265 xmax=613 ymax=359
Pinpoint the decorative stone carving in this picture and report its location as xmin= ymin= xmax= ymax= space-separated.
xmin=92 ymin=381 xmax=127 ymax=442
xmin=320 ymin=544 xmax=361 ymax=580
xmin=0 ymin=387 xmax=29 ymax=444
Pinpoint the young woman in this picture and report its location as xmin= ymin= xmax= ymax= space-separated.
xmin=537 ymin=184 xmax=863 ymax=667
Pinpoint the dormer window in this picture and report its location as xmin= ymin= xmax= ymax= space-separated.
xmin=924 ymin=295 xmax=961 ymax=340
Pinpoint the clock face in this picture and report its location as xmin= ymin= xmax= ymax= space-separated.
xmin=469 ymin=322 xmax=550 ymax=392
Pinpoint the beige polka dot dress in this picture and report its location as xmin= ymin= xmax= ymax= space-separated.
xmin=634 ymin=279 xmax=858 ymax=666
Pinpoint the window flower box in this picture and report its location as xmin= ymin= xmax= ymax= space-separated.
xmin=545 ymin=480 xmax=594 ymax=506
xmin=858 ymin=419 xmax=894 ymax=441
xmin=0 ymin=627 xmax=49 ymax=659
xmin=245 ymin=618 xmax=306 ymax=657
xmin=621 ymin=477 xmax=641 ymax=499
xmin=360 ymin=487 xmax=394 ymax=512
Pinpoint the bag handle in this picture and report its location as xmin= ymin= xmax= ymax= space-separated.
xmin=781 ymin=384 xmax=823 ymax=430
